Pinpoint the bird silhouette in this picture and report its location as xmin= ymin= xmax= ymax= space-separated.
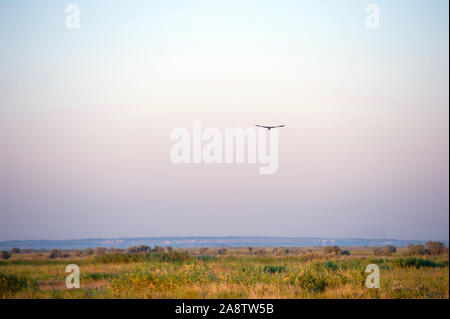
xmin=255 ymin=124 xmax=286 ymax=131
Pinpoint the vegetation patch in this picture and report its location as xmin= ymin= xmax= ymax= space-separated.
xmin=392 ymin=258 xmax=448 ymax=269
xmin=263 ymin=265 xmax=286 ymax=274
xmin=0 ymin=272 xmax=36 ymax=297
xmin=196 ymin=255 xmax=218 ymax=262
xmin=312 ymin=261 xmax=340 ymax=271
xmin=82 ymin=272 xmax=118 ymax=280
xmin=295 ymin=271 xmax=327 ymax=292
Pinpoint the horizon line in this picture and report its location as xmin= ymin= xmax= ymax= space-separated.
xmin=0 ymin=235 xmax=448 ymax=244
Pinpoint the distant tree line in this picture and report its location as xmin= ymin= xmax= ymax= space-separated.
xmin=407 ymin=241 xmax=447 ymax=256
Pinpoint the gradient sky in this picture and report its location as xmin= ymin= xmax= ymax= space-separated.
xmin=0 ymin=0 xmax=448 ymax=241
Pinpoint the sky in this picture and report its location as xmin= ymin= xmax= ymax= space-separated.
xmin=0 ymin=0 xmax=448 ymax=241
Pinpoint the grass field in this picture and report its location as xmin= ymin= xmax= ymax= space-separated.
xmin=1 ymin=246 xmax=448 ymax=299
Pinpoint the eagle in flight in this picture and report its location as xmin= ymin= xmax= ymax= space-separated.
xmin=255 ymin=124 xmax=286 ymax=131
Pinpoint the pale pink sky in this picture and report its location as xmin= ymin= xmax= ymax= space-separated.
xmin=0 ymin=0 xmax=448 ymax=240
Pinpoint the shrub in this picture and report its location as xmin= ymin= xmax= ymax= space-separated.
xmin=0 ymin=251 xmax=11 ymax=260
xmin=425 ymin=241 xmax=446 ymax=256
xmin=48 ymin=249 xmax=64 ymax=259
xmin=407 ymin=244 xmax=428 ymax=255
xmin=139 ymin=245 xmax=151 ymax=252
xmin=323 ymin=246 xmax=342 ymax=255
xmin=341 ymin=250 xmax=351 ymax=256
xmin=217 ymin=249 xmax=228 ymax=255
xmin=95 ymin=247 xmax=106 ymax=256
xmin=384 ymin=245 xmax=397 ymax=255
xmin=10 ymin=248 xmax=20 ymax=254
xmin=160 ymin=251 xmax=191 ymax=262
xmin=152 ymin=246 xmax=165 ymax=253
xmin=312 ymin=261 xmax=340 ymax=271
xmin=296 ymin=271 xmax=327 ymax=292
xmin=0 ymin=272 xmax=36 ymax=297
xmin=373 ymin=247 xmax=383 ymax=256
xmin=393 ymin=257 xmax=447 ymax=269
xmin=373 ymin=246 xmax=396 ymax=256
xmin=110 ymin=270 xmax=174 ymax=296
xmin=127 ymin=245 xmax=153 ymax=253
xmin=128 ymin=246 xmax=139 ymax=253
xmin=263 ymin=265 xmax=286 ymax=274
xmin=84 ymin=247 xmax=94 ymax=256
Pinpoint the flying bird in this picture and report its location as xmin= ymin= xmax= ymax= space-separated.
xmin=255 ymin=124 xmax=286 ymax=131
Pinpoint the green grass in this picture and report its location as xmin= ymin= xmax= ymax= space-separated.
xmin=0 ymin=271 xmax=37 ymax=297
xmin=0 ymin=248 xmax=448 ymax=299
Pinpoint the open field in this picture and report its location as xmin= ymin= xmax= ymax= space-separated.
xmin=1 ymin=246 xmax=448 ymax=299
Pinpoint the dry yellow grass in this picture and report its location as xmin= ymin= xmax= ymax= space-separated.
xmin=0 ymin=247 xmax=448 ymax=299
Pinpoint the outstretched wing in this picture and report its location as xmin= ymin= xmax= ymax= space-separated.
xmin=255 ymin=124 xmax=286 ymax=129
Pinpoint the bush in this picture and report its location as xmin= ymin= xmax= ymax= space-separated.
xmin=296 ymin=271 xmax=327 ymax=292
xmin=84 ymin=247 xmax=94 ymax=256
xmin=393 ymin=257 xmax=448 ymax=269
xmin=217 ymin=249 xmax=228 ymax=255
xmin=48 ymin=249 xmax=64 ymax=259
xmin=1 ymin=251 xmax=11 ymax=260
xmin=128 ymin=246 xmax=138 ymax=253
xmin=373 ymin=247 xmax=383 ymax=256
xmin=373 ymin=246 xmax=396 ymax=256
xmin=384 ymin=245 xmax=397 ymax=255
xmin=425 ymin=241 xmax=446 ymax=256
xmin=95 ymin=247 xmax=106 ymax=256
xmin=140 ymin=245 xmax=151 ymax=252
xmin=160 ymin=251 xmax=190 ymax=262
xmin=323 ymin=246 xmax=342 ymax=255
xmin=263 ymin=265 xmax=286 ymax=274
xmin=341 ymin=250 xmax=351 ymax=256
xmin=0 ymin=272 xmax=36 ymax=297
xmin=10 ymin=248 xmax=21 ymax=254
xmin=407 ymin=244 xmax=428 ymax=255
xmin=312 ymin=261 xmax=340 ymax=271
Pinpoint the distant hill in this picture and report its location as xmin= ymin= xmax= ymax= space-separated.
xmin=0 ymin=237 xmax=447 ymax=250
